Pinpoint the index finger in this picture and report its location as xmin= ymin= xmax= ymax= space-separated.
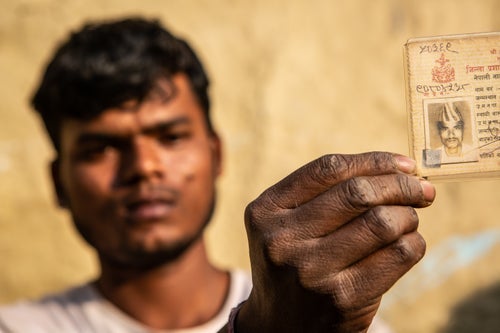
xmin=260 ymin=152 xmax=417 ymax=210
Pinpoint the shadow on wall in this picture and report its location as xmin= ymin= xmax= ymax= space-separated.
xmin=440 ymin=282 xmax=500 ymax=333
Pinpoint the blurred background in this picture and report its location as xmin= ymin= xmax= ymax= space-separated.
xmin=0 ymin=0 xmax=498 ymax=332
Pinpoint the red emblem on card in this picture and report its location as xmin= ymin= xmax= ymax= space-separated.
xmin=431 ymin=53 xmax=455 ymax=83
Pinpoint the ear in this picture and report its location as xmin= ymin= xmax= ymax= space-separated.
xmin=50 ymin=158 xmax=68 ymax=208
xmin=209 ymin=132 xmax=223 ymax=177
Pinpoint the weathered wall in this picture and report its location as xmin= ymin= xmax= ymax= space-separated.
xmin=0 ymin=1 xmax=498 ymax=332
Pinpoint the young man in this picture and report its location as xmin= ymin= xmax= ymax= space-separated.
xmin=0 ymin=17 xmax=435 ymax=332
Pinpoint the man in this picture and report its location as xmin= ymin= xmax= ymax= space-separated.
xmin=437 ymin=101 xmax=477 ymax=164
xmin=0 ymin=17 xmax=435 ymax=332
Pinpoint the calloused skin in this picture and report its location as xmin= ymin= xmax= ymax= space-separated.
xmin=219 ymin=152 xmax=435 ymax=333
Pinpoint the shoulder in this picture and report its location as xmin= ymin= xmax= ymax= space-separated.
xmin=229 ymin=269 xmax=252 ymax=298
xmin=0 ymin=283 xmax=97 ymax=332
xmin=368 ymin=315 xmax=394 ymax=333
xmin=180 ymin=270 xmax=252 ymax=333
xmin=228 ymin=269 xmax=252 ymax=306
xmin=223 ymin=269 xmax=252 ymax=311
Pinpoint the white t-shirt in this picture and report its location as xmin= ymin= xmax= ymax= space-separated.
xmin=0 ymin=270 xmax=392 ymax=333
xmin=0 ymin=270 xmax=251 ymax=333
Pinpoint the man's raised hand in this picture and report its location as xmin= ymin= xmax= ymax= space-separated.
xmin=238 ymin=152 xmax=435 ymax=333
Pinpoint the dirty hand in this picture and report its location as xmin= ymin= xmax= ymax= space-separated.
xmin=237 ymin=152 xmax=435 ymax=333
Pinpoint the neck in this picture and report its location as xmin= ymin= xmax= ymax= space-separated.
xmin=96 ymin=238 xmax=229 ymax=329
xmin=445 ymin=145 xmax=461 ymax=156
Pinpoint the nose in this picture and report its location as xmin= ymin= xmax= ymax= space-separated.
xmin=446 ymin=128 xmax=457 ymax=138
xmin=445 ymin=128 xmax=456 ymax=139
xmin=119 ymin=136 xmax=164 ymax=185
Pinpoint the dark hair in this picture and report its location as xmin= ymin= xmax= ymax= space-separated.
xmin=32 ymin=17 xmax=212 ymax=152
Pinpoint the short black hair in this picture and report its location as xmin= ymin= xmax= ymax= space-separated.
xmin=32 ymin=17 xmax=212 ymax=152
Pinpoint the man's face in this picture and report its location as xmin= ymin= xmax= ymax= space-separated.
xmin=54 ymin=74 xmax=221 ymax=269
xmin=438 ymin=121 xmax=464 ymax=150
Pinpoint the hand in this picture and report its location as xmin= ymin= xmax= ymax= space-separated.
xmin=237 ymin=152 xmax=435 ymax=333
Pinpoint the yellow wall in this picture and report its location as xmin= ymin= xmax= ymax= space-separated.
xmin=0 ymin=1 xmax=498 ymax=332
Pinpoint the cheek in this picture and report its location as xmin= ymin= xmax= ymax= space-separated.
xmin=162 ymin=149 xmax=216 ymax=224
xmin=167 ymin=150 xmax=217 ymax=209
xmin=164 ymin=147 xmax=216 ymax=184
xmin=62 ymin=162 xmax=115 ymax=211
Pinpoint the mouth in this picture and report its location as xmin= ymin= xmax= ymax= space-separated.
xmin=121 ymin=186 xmax=179 ymax=223
xmin=125 ymin=200 xmax=174 ymax=222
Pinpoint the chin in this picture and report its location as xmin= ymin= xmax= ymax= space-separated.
xmin=102 ymin=236 xmax=198 ymax=270
xmin=112 ymin=225 xmax=206 ymax=269
xmin=134 ymin=232 xmax=191 ymax=255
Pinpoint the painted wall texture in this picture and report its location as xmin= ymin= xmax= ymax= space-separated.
xmin=0 ymin=1 xmax=499 ymax=332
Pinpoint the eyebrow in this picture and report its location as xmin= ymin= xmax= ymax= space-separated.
xmin=75 ymin=116 xmax=191 ymax=145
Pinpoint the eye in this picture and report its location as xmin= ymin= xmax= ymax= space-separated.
xmin=158 ymin=130 xmax=190 ymax=146
xmin=77 ymin=143 xmax=116 ymax=161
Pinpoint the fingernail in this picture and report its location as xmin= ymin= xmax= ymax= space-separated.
xmin=394 ymin=155 xmax=416 ymax=174
xmin=420 ymin=179 xmax=436 ymax=203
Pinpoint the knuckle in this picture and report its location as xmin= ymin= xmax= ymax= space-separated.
xmin=264 ymin=229 xmax=297 ymax=266
xmin=391 ymin=238 xmax=413 ymax=263
xmin=344 ymin=177 xmax=377 ymax=209
xmin=330 ymin=275 xmax=357 ymax=311
xmin=395 ymin=174 xmax=421 ymax=202
xmin=364 ymin=151 xmax=395 ymax=173
xmin=364 ymin=206 xmax=398 ymax=242
xmin=244 ymin=197 xmax=275 ymax=233
xmin=313 ymin=154 xmax=350 ymax=184
xmin=391 ymin=234 xmax=426 ymax=265
xmin=413 ymin=234 xmax=427 ymax=260
xmin=290 ymin=246 xmax=336 ymax=293
xmin=245 ymin=184 xmax=287 ymax=225
xmin=330 ymin=272 xmax=381 ymax=315
xmin=265 ymin=236 xmax=286 ymax=265
xmin=296 ymin=261 xmax=322 ymax=290
xmin=338 ymin=151 xmax=394 ymax=177
xmin=331 ymin=289 xmax=351 ymax=312
xmin=406 ymin=207 xmax=420 ymax=229
xmin=244 ymin=199 xmax=262 ymax=229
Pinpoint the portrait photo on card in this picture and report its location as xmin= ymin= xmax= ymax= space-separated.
xmin=423 ymin=97 xmax=479 ymax=165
